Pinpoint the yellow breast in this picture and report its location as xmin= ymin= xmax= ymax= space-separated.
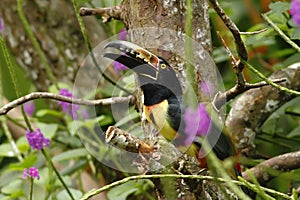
xmin=143 ymin=100 xmax=177 ymax=141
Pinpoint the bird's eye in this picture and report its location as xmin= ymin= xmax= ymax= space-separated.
xmin=161 ymin=64 xmax=167 ymax=69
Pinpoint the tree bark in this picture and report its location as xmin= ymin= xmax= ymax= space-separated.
xmin=120 ymin=0 xmax=217 ymax=136
xmin=118 ymin=1 xmax=229 ymax=199
xmin=226 ymin=65 xmax=300 ymax=157
xmin=1 ymin=0 xmax=106 ymax=91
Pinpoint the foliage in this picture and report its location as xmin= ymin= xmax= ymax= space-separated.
xmin=0 ymin=0 xmax=299 ymax=199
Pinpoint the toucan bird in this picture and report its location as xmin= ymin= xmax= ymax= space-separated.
xmin=103 ymin=40 xmax=241 ymax=177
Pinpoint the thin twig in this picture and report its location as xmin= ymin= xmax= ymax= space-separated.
xmin=80 ymin=173 xmax=291 ymax=200
xmin=239 ymin=28 xmax=268 ymax=35
xmin=79 ymin=6 xmax=122 ymax=22
xmin=216 ymin=31 xmax=238 ymax=66
xmin=209 ymin=0 xmax=248 ymax=60
xmin=42 ymin=149 xmax=75 ymax=200
xmin=242 ymin=60 xmax=300 ymax=96
xmin=0 ymin=117 xmax=24 ymax=161
xmin=213 ymin=32 xmax=287 ymax=108
xmin=0 ymin=92 xmax=134 ymax=115
xmin=216 ymin=31 xmax=245 ymax=83
xmin=213 ymin=78 xmax=286 ymax=109
xmin=262 ymin=13 xmax=300 ymax=53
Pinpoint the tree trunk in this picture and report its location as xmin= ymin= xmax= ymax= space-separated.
xmin=119 ymin=1 xmax=228 ymax=199
xmin=1 ymin=0 xmax=106 ymax=91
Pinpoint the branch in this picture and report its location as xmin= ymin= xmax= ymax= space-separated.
xmin=0 ymin=92 xmax=134 ymax=115
xmin=239 ymin=29 xmax=268 ymax=35
xmin=243 ymin=151 xmax=300 ymax=185
xmin=262 ymin=13 xmax=300 ymax=53
xmin=226 ymin=66 xmax=300 ymax=156
xmin=105 ymin=126 xmax=153 ymax=154
xmin=212 ymin=32 xmax=287 ymax=109
xmin=243 ymin=61 xmax=300 ymax=96
xmin=103 ymin=127 xmax=296 ymax=198
xmin=79 ymin=6 xmax=122 ymax=22
xmin=104 ymin=125 xmax=184 ymax=172
xmin=209 ymin=0 xmax=248 ymax=60
xmin=209 ymin=1 xmax=268 ymax=109
xmin=80 ymin=173 xmax=290 ymax=200
xmin=213 ymin=78 xmax=286 ymax=109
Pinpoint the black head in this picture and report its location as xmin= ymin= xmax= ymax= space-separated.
xmin=103 ymin=40 xmax=182 ymax=105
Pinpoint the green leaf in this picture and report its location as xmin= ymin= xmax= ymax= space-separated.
xmin=36 ymin=109 xmax=63 ymax=118
xmin=268 ymin=13 xmax=289 ymax=26
xmin=276 ymin=114 xmax=298 ymax=136
xmin=286 ymin=103 xmax=300 ymax=116
xmin=56 ymin=188 xmax=82 ymax=200
xmin=9 ymin=154 xmax=38 ymax=170
xmin=67 ymin=115 xmax=110 ymax=136
xmin=107 ymin=180 xmax=139 ymax=200
xmin=0 ymin=170 xmax=22 ymax=188
xmin=60 ymin=160 xmax=88 ymax=176
xmin=245 ymin=28 xmax=275 ymax=47
xmin=213 ymin=47 xmax=230 ymax=63
xmin=8 ymin=190 xmax=24 ymax=199
xmin=0 ymin=144 xmax=15 ymax=157
xmin=36 ymin=122 xmax=58 ymax=139
xmin=271 ymin=48 xmax=296 ymax=59
xmin=68 ymin=120 xmax=83 ymax=136
xmin=291 ymin=28 xmax=300 ymax=40
xmin=1 ymin=180 xmax=24 ymax=196
xmin=107 ymin=179 xmax=154 ymax=200
xmin=261 ymin=114 xmax=279 ymax=135
xmin=114 ymin=108 xmax=139 ymax=127
xmin=16 ymin=136 xmax=30 ymax=153
xmin=98 ymin=115 xmax=114 ymax=126
xmin=48 ymin=82 xmax=70 ymax=94
xmin=287 ymin=126 xmax=300 ymax=138
xmin=282 ymin=53 xmax=300 ymax=66
xmin=57 ymin=131 xmax=82 ymax=147
xmin=0 ymin=194 xmax=11 ymax=200
xmin=269 ymin=2 xmax=290 ymax=14
xmin=0 ymin=47 xmax=31 ymax=100
xmin=52 ymin=148 xmax=88 ymax=162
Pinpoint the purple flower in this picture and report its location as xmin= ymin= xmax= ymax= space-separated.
xmin=58 ymin=88 xmax=73 ymax=113
xmin=69 ymin=104 xmax=80 ymax=120
xmin=82 ymin=108 xmax=89 ymax=119
xmin=118 ymin=28 xmax=127 ymax=40
xmin=0 ymin=15 xmax=4 ymax=33
xmin=114 ymin=61 xmax=128 ymax=74
xmin=183 ymin=103 xmax=211 ymax=145
xmin=113 ymin=28 xmax=128 ymax=74
xmin=58 ymin=88 xmax=80 ymax=119
xmin=24 ymin=102 xmax=35 ymax=116
xmin=26 ymin=128 xmax=50 ymax=150
xmin=291 ymin=0 xmax=300 ymax=26
xmin=23 ymin=167 xmax=40 ymax=180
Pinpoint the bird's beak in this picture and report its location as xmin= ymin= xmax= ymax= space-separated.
xmin=103 ymin=40 xmax=159 ymax=80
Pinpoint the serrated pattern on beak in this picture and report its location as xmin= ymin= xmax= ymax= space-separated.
xmin=135 ymin=48 xmax=159 ymax=69
xmin=104 ymin=40 xmax=159 ymax=69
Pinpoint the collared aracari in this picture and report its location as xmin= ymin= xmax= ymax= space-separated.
xmin=103 ymin=40 xmax=241 ymax=178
